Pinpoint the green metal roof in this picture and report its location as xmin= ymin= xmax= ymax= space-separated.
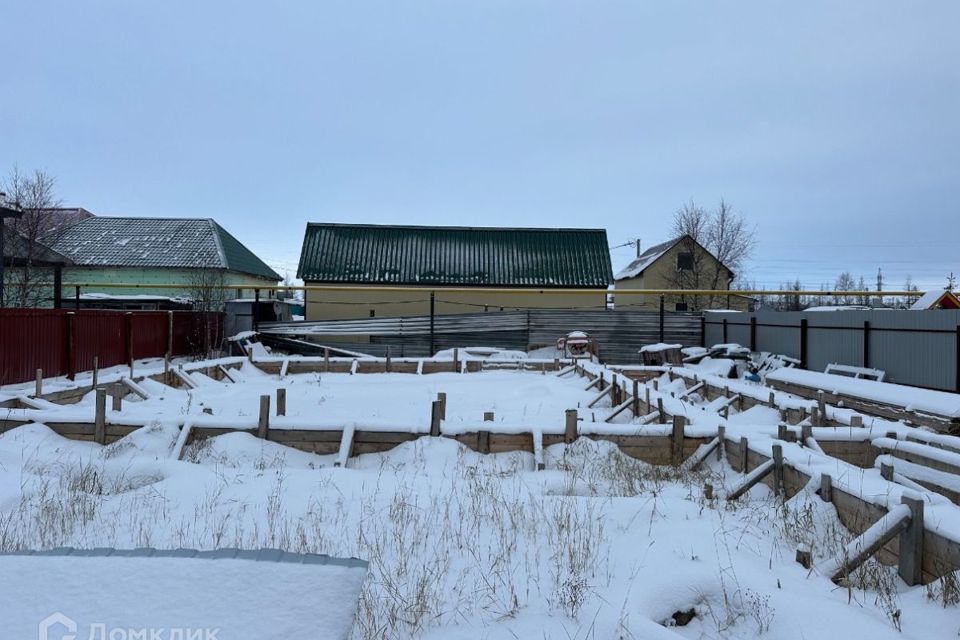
xmin=297 ymin=223 xmax=613 ymax=287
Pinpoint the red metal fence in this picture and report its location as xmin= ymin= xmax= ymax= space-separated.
xmin=0 ymin=309 xmax=223 ymax=386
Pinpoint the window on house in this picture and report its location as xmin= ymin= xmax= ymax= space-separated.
xmin=675 ymin=302 xmax=688 ymax=311
xmin=677 ymin=252 xmax=694 ymax=271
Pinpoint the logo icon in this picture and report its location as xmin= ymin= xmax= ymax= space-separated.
xmin=39 ymin=612 xmax=77 ymax=640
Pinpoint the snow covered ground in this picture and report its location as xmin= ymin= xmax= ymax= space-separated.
xmin=1 ymin=355 xmax=959 ymax=638
xmin=0 ymin=424 xmax=957 ymax=637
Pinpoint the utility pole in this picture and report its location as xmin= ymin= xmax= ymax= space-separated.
xmin=876 ymin=267 xmax=883 ymax=292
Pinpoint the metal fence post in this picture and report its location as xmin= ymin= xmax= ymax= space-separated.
xmin=860 ymin=320 xmax=870 ymax=369
xmin=658 ymin=294 xmax=665 ymax=342
xmin=253 ymin=288 xmax=260 ymax=332
xmin=956 ymin=325 xmax=960 ymax=393
xmin=799 ymin=318 xmax=808 ymax=369
xmin=429 ymin=291 xmax=436 ymax=357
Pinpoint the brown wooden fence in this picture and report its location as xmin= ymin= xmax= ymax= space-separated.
xmin=0 ymin=309 xmax=222 ymax=385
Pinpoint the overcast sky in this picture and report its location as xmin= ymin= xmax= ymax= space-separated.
xmin=3 ymin=1 xmax=958 ymax=290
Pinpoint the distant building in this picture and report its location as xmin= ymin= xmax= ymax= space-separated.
xmin=1 ymin=225 xmax=73 ymax=307
xmin=910 ymin=290 xmax=960 ymax=310
xmin=296 ymin=223 xmax=613 ymax=320
xmin=43 ymin=215 xmax=281 ymax=305
xmin=613 ymin=235 xmax=749 ymax=311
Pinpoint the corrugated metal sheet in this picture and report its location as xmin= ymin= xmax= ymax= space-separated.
xmin=0 ymin=309 xmax=224 ymax=385
xmin=296 ymin=223 xmax=613 ymax=287
xmin=45 ymin=217 xmax=280 ymax=280
xmin=705 ymin=310 xmax=960 ymax=391
xmin=262 ymin=309 xmax=703 ymax=364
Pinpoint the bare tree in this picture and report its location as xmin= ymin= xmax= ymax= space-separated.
xmin=185 ymin=263 xmax=227 ymax=358
xmin=1 ymin=168 xmax=62 ymax=307
xmin=668 ymin=199 xmax=755 ymax=310
xmin=856 ymin=275 xmax=868 ymax=306
xmin=834 ymin=272 xmax=857 ymax=305
xmin=902 ymin=276 xmax=920 ymax=308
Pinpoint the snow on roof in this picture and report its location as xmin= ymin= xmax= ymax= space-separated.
xmin=802 ymin=305 xmax=871 ymax=312
xmin=43 ymin=216 xmax=280 ymax=281
xmin=1 ymin=548 xmax=368 ymax=638
xmin=613 ymin=238 xmax=678 ymax=280
xmin=910 ymin=289 xmax=960 ymax=310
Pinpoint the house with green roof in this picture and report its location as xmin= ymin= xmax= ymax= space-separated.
xmin=296 ymin=223 xmax=613 ymax=320
xmin=42 ymin=215 xmax=281 ymax=306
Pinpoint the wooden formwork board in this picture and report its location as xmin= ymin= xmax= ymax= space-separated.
xmin=877 ymin=444 xmax=960 ymax=476
xmin=816 ymin=440 xmax=878 ymax=468
xmin=767 ymin=378 xmax=958 ymax=434
xmin=719 ymin=436 xmax=960 ymax=584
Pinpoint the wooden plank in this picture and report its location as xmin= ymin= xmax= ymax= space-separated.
xmin=335 ymin=424 xmax=355 ymax=468
xmin=94 ymin=389 xmax=106 ymax=445
xmin=258 ymin=395 xmax=270 ymax=440
xmin=604 ymin=396 xmax=636 ymax=423
xmin=828 ymin=503 xmax=911 ymax=584
xmin=727 ymin=459 xmax=775 ymax=500
xmin=899 ymin=496 xmax=924 ymax=586
xmin=671 ymin=416 xmax=686 ymax=466
xmin=564 ymin=409 xmax=578 ymax=443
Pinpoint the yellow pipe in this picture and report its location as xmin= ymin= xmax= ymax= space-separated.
xmin=52 ymin=282 xmax=914 ymax=297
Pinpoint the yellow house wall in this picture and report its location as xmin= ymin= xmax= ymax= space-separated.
xmin=304 ymin=285 xmax=608 ymax=320
xmin=614 ymin=242 xmax=749 ymax=311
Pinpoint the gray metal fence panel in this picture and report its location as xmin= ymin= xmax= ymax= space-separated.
xmin=704 ymin=310 xmax=960 ymax=391
xmin=262 ymin=309 xmax=704 ymax=365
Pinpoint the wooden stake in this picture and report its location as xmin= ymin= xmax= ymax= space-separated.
xmin=95 ymin=388 xmax=106 ymax=445
xmin=739 ymin=437 xmax=749 ymax=473
xmin=564 ymin=409 xmax=578 ymax=443
xmin=92 ymin=356 xmax=99 ymax=390
xmin=258 ymin=395 xmax=270 ymax=440
xmin=632 ymin=379 xmax=640 ymax=416
xmin=899 ymin=495 xmax=924 ymax=586
xmin=704 ymin=484 xmax=714 ymax=500
xmin=111 ymin=384 xmax=122 ymax=412
xmin=796 ymin=548 xmax=812 ymax=570
xmin=717 ymin=425 xmax=726 ymax=460
xmin=164 ymin=355 xmax=171 ymax=385
xmin=820 ymin=473 xmax=833 ymax=502
xmin=880 ymin=462 xmax=894 ymax=481
xmin=772 ymin=444 xmax=784 ymax=496
xmin=324 ymin=347 xmax=330 ymax=372
xmin=671 ymin=415 xmax=686 ymax=466
xmin=277 ymin=388 xmax=286 ymax=416
xmin=453 ymin=348 xmax=460 ymax=373
xmin=479 ymin=430 xmax=491 ymax=453
xmin=385 ymin=346 xmax=392 ymax=373
xmin=657 ymin=398 xmax=665 ymax=424
xmin=768 ymin=391 xmax=776 ymax=407
xmin=850 ymin=415 xmax=863 ymax=427
xmin=801 ymin=424 xmax=812 ymax=445
xmin=438 ymin=392 xmax=447 ymax=420
xmin=645 ymin=387 xmax=651 ymax=412
xmin=817 ymin=390 xmax=827 ymax=424
xmin=777 ymin=423 xmax=788 ymax=441
xmin=430 ymin=400 xmax=442 ymax=436
xmin=35 ymin=369 xmax=42 ymax=397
